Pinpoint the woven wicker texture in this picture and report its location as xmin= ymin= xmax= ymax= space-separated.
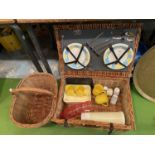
xmin=52 ymin=77 xmax=134 ymax=131
xmin=52 ymin=23 xmax=142 ymax=131
xmin=10 ymin=73 xmax=58 ymax=128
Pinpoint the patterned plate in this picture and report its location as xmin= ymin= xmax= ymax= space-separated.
xmin=103 ymin=43 xmax=134 ymax=70
xmin=63 ymin=43 xmax=90 ymax=70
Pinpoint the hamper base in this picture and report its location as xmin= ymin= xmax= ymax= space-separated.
xmin=52 ymin=77 xmax=135 ymax=131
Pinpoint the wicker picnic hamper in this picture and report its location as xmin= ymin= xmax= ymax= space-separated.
xmin=10 ymin=73 xmax=58 ymax=128
xmin=51 ymin=23 xmax=142 ymax=131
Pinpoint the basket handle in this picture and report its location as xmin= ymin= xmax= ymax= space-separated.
xmin=9 ymin=87 xmax=53 ymax=96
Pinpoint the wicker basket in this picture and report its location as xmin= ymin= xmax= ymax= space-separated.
xmin=10 ymin=73 xmax=58 ymax=128
xmin=51 ymin=23 xmax=142 ymax=131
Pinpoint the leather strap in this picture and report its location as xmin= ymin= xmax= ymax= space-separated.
xmin=108 ymin=123 xmax=114 ymax=135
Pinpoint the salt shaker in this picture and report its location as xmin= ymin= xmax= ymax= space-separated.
xmin=104 ymin=86 xmax=108 ymax=91
xmin=107 ymin=88 xmax=113 ymax=96
xmin=114 ymin=87 xmax=120 ymax=96
xmin=110 ymin=94 xmax=118 ymax=105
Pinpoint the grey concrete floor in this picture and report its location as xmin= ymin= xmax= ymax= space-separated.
xmin=0 ymin=48 xmax=60 ymax=79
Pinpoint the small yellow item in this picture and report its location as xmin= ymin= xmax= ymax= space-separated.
xmin=95 ymin=93 xmax=109 ymax=106
xmin=92 ymin=84 xmax=105 ymax=96
xmin=65 ymin=85 xmax=73 ymax=92
xmin=75 ymin=86 xmax=85 ymax=96
xmin=65 ymin=85 xmax=76 ymax=96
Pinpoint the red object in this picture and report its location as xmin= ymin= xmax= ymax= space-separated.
xmin=60 ymin=101 xmax=96 ymax=119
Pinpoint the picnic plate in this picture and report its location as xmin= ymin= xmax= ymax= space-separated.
xmin=103 ymin=43 xmax=134 ymax=70
xmin=63 ymin=43 xmax=90 ymax=70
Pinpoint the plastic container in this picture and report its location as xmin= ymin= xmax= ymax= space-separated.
xmin=0 ymin=31 xmax=21 ymax=52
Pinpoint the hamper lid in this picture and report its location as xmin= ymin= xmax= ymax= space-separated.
xmin=54 ymin=23 xmax=142 ymax=78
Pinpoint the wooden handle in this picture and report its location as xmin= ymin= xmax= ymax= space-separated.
xmin=9 ymin=87 xmax=53 ymax=96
